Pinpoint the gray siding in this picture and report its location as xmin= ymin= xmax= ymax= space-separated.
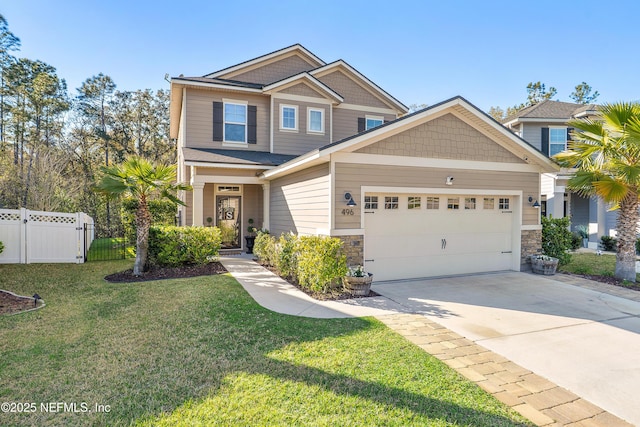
xmin=243 ymin=184 xmax=264 ymax=234
xmin=357 ymin=113 xmax=525 ymax=163
xmin=273 ymin=99 xmax=331 ymax=155
xmin=185 ymin=89 xmax=270 ymax=151
xmin=332 ymin=108 xmax=396 ymax=143
xmin=269 ymin=163 xmax=330 ymax=236
xmin=334 ymin=163 xmax=540 ymax=228
xmin=223 ymin=55 xmax=316 ymax=85
xmin=316 ymin=70 xmax=389 ymax=109
xmin=522 ymin=123 xmax=543 ymax=152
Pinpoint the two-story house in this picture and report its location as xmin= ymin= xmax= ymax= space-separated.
xmin=503 ymin=100 xmax=610 ymax=248
xmin=170 ymin=44 xmax=557 ymax=281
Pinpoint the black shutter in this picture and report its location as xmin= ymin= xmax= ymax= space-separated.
xmin=213 ymin=102 xmax=223 ymax=141
xmin=357 ymin=117 xmax=365 ymax=132
xmin=567 ymin=127 xmax=573 ymax=143
xmin=541 ymin=127 xmax=549 ymax=155
xmin=248 ymin=105 xmax=257 ymax=144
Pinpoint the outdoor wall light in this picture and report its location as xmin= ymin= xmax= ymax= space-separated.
xmin=344 ymin=192 xmax=357 ymax=207
xmin=445 ymin=176 xmax=454 ymax=186
xmin=528 ymin=196 xmax=541 ymax=208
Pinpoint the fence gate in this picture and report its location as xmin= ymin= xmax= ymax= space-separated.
xmin=0 ymin=208 xmax=93 ymax=264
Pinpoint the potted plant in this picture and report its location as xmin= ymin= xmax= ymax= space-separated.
xmin=530 ymin=254 xmax=559 ymax=275
xmin=245 ymin=218 xmax=256 ymax=254
xmin=576 ymin=225 xmax=589 ymax=248
xmin=343 ymin=265 xmax=373 ymax=296
xmin=206 ymin=217 xmax=213 ymax=227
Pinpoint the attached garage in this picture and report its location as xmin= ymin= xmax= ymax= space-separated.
xmin=363 ymin=190 xmax=520 ymax=281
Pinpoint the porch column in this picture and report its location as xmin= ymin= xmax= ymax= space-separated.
xmin=262 ymin=182 xmax=270 ymax=231
xmin=192 ymin=182 xmax=205 ymax=226
xmin=597 ymin=198 xmax=607 ymax=240
xmin=551 ymin=186 xmax=565 ymax=219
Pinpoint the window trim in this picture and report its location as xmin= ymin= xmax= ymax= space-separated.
xmin=223 ymin=99 xmax=248 ymax=144
xmin=549 ymin=126 xmax=567 ymax=156
xmin=365 ymin=115 xmax=384 ymax=130
xmin=280 ymin=104 xmax=298 ymax=131
xmin=307 ymin=107 xmax=325 ymax=134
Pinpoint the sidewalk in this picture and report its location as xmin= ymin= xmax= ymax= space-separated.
xmin=220 ymin=255 xmax=634 ymax=426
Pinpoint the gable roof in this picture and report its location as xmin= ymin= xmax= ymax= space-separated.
xmin=310 ymin=60 xmax=408 ymax=113
xmin=262 ymin=72 xmax=344 ymax=103
xmin=262 ymin=96 xmax=559 ymax=180
xmin=503 ymin=100 xmax=599 ymax=125
xmin=204 ymin=44 xmax=325 ymax=79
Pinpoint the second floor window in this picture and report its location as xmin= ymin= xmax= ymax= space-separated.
xmin=308 ymin=108 xmax=324 ymax=134
xmin=224 ymin=102 xmax=247 ymax=143
xmin=549 ymin=128 xmax=567 ymax=156
xmin=366 ymin=115 xmax=384 ymax=130
xmin=281 ymin=105 xmax=297 ymax=131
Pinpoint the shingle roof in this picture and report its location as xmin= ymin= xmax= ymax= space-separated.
xmin=503 ymin=100 xmax=599 ymax=123
xmin=172 ymin=76 xmax=263 ymax=89
xmin=182 ymin=147 xmax=297 ymax=167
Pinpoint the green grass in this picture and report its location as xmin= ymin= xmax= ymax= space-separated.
xmin=0 ymin=262 xmax=531 ymax=426
xmin=86 ymin=237 xmax=135 ymax=261
xmin=560 ymin=252 xmax=640 ymax=280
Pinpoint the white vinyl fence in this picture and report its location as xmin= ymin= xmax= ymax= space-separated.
xmin=0 ymin=208 xmax=94 ymax=264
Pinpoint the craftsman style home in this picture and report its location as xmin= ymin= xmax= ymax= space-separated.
xmin=170 ymin=44 xmax=557 ymax=281
xmin=503 ymin=100 xmax=608 ymax=248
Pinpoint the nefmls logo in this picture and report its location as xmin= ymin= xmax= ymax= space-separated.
xmin=41 ymin=402 xmax=89 ymax=413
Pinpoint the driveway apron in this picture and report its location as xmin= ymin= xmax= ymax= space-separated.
xmin=372 ymin=272 xmax=640 ymax=426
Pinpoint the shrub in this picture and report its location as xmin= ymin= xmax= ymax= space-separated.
xmin=601 ymin=235 xmax=617 ymax=252
xmin=122 ymin=198 xmax=177 ymax=242
xmin=541 ymin=216 xmax=573 ymax=265
xmin=295 ymin=235 xmax=347 ymax=293
xmin=0 ymin=240 xmax=4 ymax=255
xmin=253 ymin=231 xmax=276 ymax=266
xmin=148 ymin=226 xmax=221 ymax=267
xmin=275 ymin=233 xmax=298 ymax=280
xmin=570 ymin=232 xmax=582 ymax=251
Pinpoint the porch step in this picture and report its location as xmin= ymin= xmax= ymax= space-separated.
xmin=220 ymin=249 xmax=243 ymax=256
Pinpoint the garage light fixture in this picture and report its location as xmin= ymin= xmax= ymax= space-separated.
xmin=445 ymin=176 xmax=454 ymax=186
xmin=528 ymin=196 xmax=540 ymax=208
xmin=344 ymin=192 xmax=357 ymax=207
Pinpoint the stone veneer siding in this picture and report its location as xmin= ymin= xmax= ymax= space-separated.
xmin=337 ymin=235 xmax=364 ymax=267
xmin=521 ymin=229 xmax=542 ymax=270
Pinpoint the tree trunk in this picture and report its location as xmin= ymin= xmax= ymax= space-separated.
xmin=614 ymin=191 xmax=639 ymax=282
xmin=133 ymin=195 xmax=151 ymax=276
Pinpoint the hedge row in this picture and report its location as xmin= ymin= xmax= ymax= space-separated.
xmin=253 ymin=231 xmax=347 ymax=293
xmin=148 ymin=226 xmax=222 ymax=267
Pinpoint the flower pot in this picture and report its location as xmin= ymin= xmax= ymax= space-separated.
xmin=343 ymin=273 xmax=373 ymax=296
xmin=531 ymin=256 xmax=559 ymax=275
xmin=244 ymin=235 xmax=256 ymax=254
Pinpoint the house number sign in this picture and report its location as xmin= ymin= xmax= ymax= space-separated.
xmin=341 ymin=209 xmax=354 ymax=215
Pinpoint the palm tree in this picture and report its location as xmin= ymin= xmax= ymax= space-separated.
xmin=554 ymin=102 xmax=640 ymax=282
xmin=94 ymin=156 xmax=190 ymax=275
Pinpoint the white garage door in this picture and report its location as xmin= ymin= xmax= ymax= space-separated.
xmin=364 ymin=193 xmax=515 ymax=281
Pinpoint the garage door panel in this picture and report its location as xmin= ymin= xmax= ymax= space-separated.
xmin=364 ymin=192 xmax=516 ymax=281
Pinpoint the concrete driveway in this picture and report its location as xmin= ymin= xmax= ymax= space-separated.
xmin=372 ymin=272 xmax=640 ymax=426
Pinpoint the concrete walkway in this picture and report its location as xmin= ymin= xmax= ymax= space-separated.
xmin=220 ymin=255 xmax=635 ymax=426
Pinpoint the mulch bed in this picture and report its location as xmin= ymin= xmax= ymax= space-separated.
xmin=105 ymin=262 xmax=228 ymax=283
xmin=259 ymin=263 xmax=380 ymax=301
xmin=0 ymin=291 xmax=43 ymax=315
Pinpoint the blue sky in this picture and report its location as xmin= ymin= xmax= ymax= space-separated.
xmin=4 ymin=1 xmax=639 ymax=112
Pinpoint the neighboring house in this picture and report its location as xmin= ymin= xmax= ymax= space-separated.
xmin=502 ymin=100 xmax=611 ymax=248
xmin=170 ymin=44 xmax=557 ymax=281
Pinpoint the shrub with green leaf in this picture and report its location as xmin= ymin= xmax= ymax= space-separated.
xmin=148 ymin=226 xmax=221 ymax=267
xmin=0 ymin=240 xmax=4 ymax=255
xmin=253 ymin=231 xmax=276 ymax=266
xmin=601 ymin=235 xmax=617 ymax=252
xmin=275 ymin=232 xmax=298 ymax=280
xmin=570 ymin=232 xmax=582 ymax=251
xmin=541 ymin=216 xmax=573 ymax=265
xmin=121 ymin=198 xmax=177 ymax=242
xmin=295 ymin=235 xmax=348 ymax=293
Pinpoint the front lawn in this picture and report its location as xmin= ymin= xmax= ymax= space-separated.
xmin=560 ymin=252 xmax=640 ymax=283
xmin=0 ymin=262 xmax=530 ymax=426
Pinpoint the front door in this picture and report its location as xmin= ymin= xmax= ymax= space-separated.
xmin=216 ymin=196 xmax=241 ymax=249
